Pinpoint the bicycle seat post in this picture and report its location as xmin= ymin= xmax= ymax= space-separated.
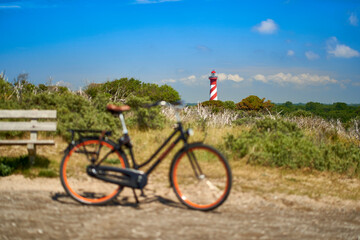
xmin=119 ymin=113 xmax=128 ymax=135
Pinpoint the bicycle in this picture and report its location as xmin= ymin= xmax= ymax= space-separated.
xmin=60 ymin=101 xmax=232 ymax=211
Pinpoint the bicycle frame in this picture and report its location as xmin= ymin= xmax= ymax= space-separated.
xmin=117 ymin=117 xmax=189 ymax=176
xmin=67 ymin=105 xmax=191 ymax=177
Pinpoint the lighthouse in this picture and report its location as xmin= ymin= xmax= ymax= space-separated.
xmin=209 ymin=70 xmax=218 ymax=100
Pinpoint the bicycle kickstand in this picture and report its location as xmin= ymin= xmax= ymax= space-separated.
xmin=132 ymin=189 xmax=139 ymax=204
xmin=132 ymin=189 xmax=147 ymax=204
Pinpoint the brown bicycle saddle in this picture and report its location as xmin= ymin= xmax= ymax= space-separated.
xmin=106 ymin=104 xmax=131 ymax=113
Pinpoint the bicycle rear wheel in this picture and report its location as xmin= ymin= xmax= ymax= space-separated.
xmin=170 ymin=143 xmax=232 ymax=211
xmin=60 ymin=138 xmax=129 ymax=205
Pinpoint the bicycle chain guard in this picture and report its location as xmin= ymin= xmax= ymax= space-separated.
xmin=87 ymin=165 xmax=148 ymax=189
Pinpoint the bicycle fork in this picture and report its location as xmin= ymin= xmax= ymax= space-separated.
xmin=186 ymin=151 xmax=205 ymax=180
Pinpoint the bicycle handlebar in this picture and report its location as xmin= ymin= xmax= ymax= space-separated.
xmin=143 ymin=100 xmax=185 ymax=108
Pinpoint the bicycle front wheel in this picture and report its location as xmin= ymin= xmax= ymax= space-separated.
xmin=170 ymin=143 xmax=232 ymax=211
xmin=60 ymin=138 xmax=129 ymax=205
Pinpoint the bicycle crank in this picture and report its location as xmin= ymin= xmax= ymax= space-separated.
xmin=87 ymin=165 xmax=148 ymax=189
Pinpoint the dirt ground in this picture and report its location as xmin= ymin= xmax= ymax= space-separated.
xmin=0 ymin=175 xmax=359 ymax=240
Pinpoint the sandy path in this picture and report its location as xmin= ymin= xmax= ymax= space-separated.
xmin=0 ymin=175 xmax=360 ymax=240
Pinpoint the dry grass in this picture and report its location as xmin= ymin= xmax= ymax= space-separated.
xmin=161 ymin=104 xmax=238 ymax=127
xmin=231 ymin=160 xmax=360 ymax=201
xmin=284 ymin=116 xmax=360 ymax=145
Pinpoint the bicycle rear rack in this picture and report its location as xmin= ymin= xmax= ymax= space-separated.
xmin=68 ymin=129 xmax=112 ymax=143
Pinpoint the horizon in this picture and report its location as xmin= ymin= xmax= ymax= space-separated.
xmin=1 ymin=0 xmax=360 ymax=104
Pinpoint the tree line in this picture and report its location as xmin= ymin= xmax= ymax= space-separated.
xmin=199 ymin=96 xmax=359 ymax=123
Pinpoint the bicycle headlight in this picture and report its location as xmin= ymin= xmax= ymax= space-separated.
xmin=187 ymin=128 xmax=194 ymax=136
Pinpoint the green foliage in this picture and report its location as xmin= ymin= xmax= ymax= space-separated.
xmin=0 ymin=163 xmax=12 ymax=176
xmin=0 ymin=155 xmax=51 ymax=176
xmin=0 ymin=77 xmax=13 ymax=100
xmin=305 ymin=101 xmax=323 ymax=112
xmin=154 ymin=84 xmax=181 ymax=102
xmin=254 ymin=117 xmax=299 ymax=134
xmin=275 ymin=101 xmax=359 ymax=123
xmin=85 ymin=78 xmax=180 ymax=103
xmin=201 ymin=100 xmax=225 ymax=113
xmin=125 ymin=96 xmax=166 ymax=130
xmin=224 ymin=118 xmax=360 ymax=177
xmin=223 ymin=100 xmax=236 ymax=110
xmin=236 ymin=95 xmax=274 ymax=112
xmin=289 ymin=110 xmax=313 ymax=118
xmin=0 ymin=76 xmax=178 ymax=140
xmin=200 ymin=100 xmax=237 ymax=113
xmin=232 ymin=118 xmax=252 ymax=126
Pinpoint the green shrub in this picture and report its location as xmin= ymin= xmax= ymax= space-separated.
xmin=0 ymin=163 xmax=13 ymax=176
xmin=125 ymin=96 xmax=166 ymax=130
xmin=201 ymin=100 xmax=225 ymax=113
xmin=85 ymin=78 xmax=180 ymax=103
xmin=289 ymin=110 xmax=313 ymax=118
xmin=223 ymin=101 xmax=237 ymax=110
xmin=232 ymin=118 xmax=251 ymax=126
xmin=254 ymin=117 xmax=299 ymax=134
xmin=224 ymin=118 xmax=360 ymax=177
xmin=0 ymin=155 xmax=54 ymax=176
xmin=236 ymin=95 xmax=274 ymax=112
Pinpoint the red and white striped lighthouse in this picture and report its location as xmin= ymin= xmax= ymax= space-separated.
xmin=209 ymin=70 xmax=218 ymax=100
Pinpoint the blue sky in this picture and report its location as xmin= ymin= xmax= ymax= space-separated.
xmin=1 ymin=0 xmax=360 ymax=103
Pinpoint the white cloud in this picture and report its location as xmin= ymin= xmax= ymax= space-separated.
xmin=196 ymin=45 xmax=211 ymax=53
xmin=134 ymin=0 xmax=181 ymax=4
xmin=163 ymin=72 xmax=339 ymax=87
xmin=251 ymin=73 xmax=338 ymax=86
xmin=227 ymin=74 xmax=244 ymax=82
xmin=305 ymin=51 xmax=320 ymax=60
xmin=326 ymin=37 xmax=360 ymax=58
xmin=200 ymin=74 xmax=208 ymax=80
xmin=0 ymin=1 xmax=60 ymax=9
xmin=216 ymin=73 xmax=244 ymax=82
xmin=217 ymin=73 xmax=227 ymax=81
xmin=180 ymin=75 xmax=197 ymax=85
xmin=161 ymin=78 xmax=177 ymax=84
xmin=253 ymin=74 xmax=267 ymax=83
xmin=349 ymin=12 xmax=358 ymax=26
xmin=287 ymin=50 xmax=295 ymax=56
xmin=252 ymin=19 xmax=278 ymax=34
xmin=180 ymin=73 xmax=244 ymax=84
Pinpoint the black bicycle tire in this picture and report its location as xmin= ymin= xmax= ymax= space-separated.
xmin=60 ymin=137 xmax=129 ymax=205
xmin=169 ymin=142 xmax=232 ymax=211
